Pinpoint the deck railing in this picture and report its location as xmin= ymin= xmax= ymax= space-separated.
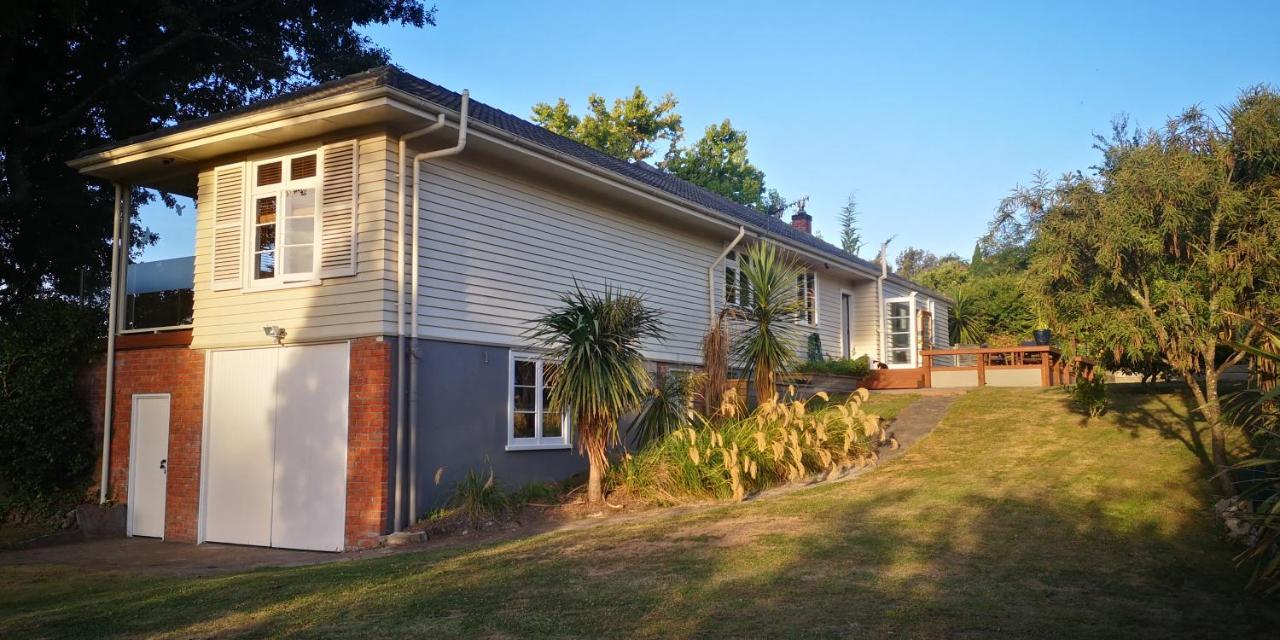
xmin=919 ymin=345 xmax=1095 ymax=389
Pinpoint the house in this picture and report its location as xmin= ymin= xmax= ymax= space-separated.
xmin=71 ymin=67 xmax=951 ymax=552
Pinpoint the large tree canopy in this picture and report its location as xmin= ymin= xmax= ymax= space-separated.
xmin=0 ymin=1 xmax=436 ymax=309
xmin=531 ymin=91 xmax=786 ymax=214
xmin=666 ymin=119 xmax=768 ymax=210
xmin=1023 ymin=87 xmax=1280 ymax=489
xmin=531 ymin=88 xmax=684 ymax=164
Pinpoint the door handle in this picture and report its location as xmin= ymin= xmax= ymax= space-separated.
xmin=159 ymin=459 xmax=167 ymax=473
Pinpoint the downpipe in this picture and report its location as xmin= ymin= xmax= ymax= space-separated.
xmin=393 ymin=113 xmax=447 ymax=531
xmin=99 ymin=184 xmax=127 ymax=503
xmin=407 ymin=91 xmax=470 ymax=526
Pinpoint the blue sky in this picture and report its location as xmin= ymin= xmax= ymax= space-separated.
xmin=138 ymin=0 xmax=1279 ymax=261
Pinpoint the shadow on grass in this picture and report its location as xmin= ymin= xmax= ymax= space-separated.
xmin=1099 ymin=383 xmax=1217 ymax=474
xmin=6 ymin=494 xmax=1277 ymax=637
xmin=5 ymin=388 xmax=1277 ymax=638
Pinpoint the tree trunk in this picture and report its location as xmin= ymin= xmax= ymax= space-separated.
xmin=1203 ymin=364 xmax=1235 ymax=496
xmin=756 ymin=355 xmax=775 ymax=405
xmin=586 ymin=442 xmax=605 ymax=505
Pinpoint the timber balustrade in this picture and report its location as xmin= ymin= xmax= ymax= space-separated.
xmin=919 ymin=345 xmax=1095 ymax=389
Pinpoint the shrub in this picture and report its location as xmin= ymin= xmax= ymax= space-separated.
xmin=0 ymin=299 xmax=100 ymax=519
xmin=1224 ymin=317 xmax=1280 ymax=595
xmin=1071 ymin=376 xmax=1107 ymax=418
xmin=806 ymin=333 xmax=824 ymax=363
xmin=511 ymin=481 xmax=562 ymax=506
xmin=627 ymin=370 xmax=703 ymax=448
xmin=795 ymin=355 xmax=870 ymax=378
xmin=444 ymin=467 xmax=511 ymax=525
xmin=610 ymin=388 xmax=887 ymax=504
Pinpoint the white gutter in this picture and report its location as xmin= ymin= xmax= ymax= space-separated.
xmin=99 ymin=184 xmax=127 ymax=504
xmin=393 ymin=113 xmax=447 ymax=531
xmin=875 ymin=256 xmax=887 ymax=365
xmin=407 ymin=91 xmax=470 ymax=526
xmin=707 ymin=226 xmax=746 ymax=325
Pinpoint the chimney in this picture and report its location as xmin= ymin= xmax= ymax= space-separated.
xmin=790 ymin=199 xmax=812 ymax=234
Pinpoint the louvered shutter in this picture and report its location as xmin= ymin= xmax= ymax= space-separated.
xmin=319 ymin=140 xmax=359 ymax=278
xmin=211 ymin=163 xmax=246 ymax=291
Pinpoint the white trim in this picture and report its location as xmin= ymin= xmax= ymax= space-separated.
xmin=119 ymin=325 xmax=191 ymax=335
xmin=795 ymin=270 xmax=818 ymax=326
xmin=507 ymin=351 xmax=572 ymax=449
xmin=504 ymin=443 xmax=572 ymax=452
xmin=127 ymin=393 xmax=170 ymax=540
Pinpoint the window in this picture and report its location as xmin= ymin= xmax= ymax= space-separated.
xmin=724 ymin=252 xmax=752 ymax=307
xmin=508 ymin=353 xmax=571 ymax=449
xmin=249 ymin=152 xmax=319 ymax=287
xmin=885 ymin=298 xmax=914 ymax=366
xmin=796 ymin=271 xmax=817 ymax=325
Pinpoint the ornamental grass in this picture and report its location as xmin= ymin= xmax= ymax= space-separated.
xmin=610 ymin=387 xmax=887 ymax=504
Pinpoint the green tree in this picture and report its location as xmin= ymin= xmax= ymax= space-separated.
xmin=0 ymin=1 xmax=436 ymax=310
xmin=1027 ymin=88 xmax=1280 ymax=491
xmin=531 ymin=88 xmax=683 ymax=164
xmin=733 ymin=242 xmax=803 ymax=404
xmin=761 ymin=189 xmax=790 ymax=218
xmin=667 ymin=119 xmax=767 ymax=209
xmin=529 ymin=284 xmax=665 ymax=504
xmin=838 ymin=194 xmax=863 ymax=255
xmin=915 ymin=256 xmax=970 ymax=294
xmin=0 ymin=299 xmax=101 ymax=516
xmin=894 ymin=246 xmax=949 ymax=280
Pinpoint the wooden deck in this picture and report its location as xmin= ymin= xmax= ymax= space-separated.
xmin=861 ymin=346 xmax=1095 ymax=390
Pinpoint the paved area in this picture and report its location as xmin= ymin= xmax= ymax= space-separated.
xmin=877 ymin=392 xmax=960 ymax=465
xmin=0 ymin=537 xmax=396 ymax=576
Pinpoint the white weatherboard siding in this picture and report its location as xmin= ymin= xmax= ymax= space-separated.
xmin=416 ymin=158 xmax=722 ymax=363
xmin=191 ymin=134 xmax=398 ymax=349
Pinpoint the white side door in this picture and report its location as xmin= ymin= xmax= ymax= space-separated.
xmin=128 ymin=394 xmax=170 ymax=538
xmin=204 ymin=348 xmax=278 ymax=547
xmin=270 ymin=343 xmax=350 ymax=551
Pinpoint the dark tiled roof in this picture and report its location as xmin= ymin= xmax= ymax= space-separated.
xmin=80 ymin=66 xmax=947 ymax=301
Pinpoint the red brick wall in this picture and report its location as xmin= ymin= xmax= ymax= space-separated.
xmin=346 ymin=337 xmax=393 ymax=549
xmin=105 ymin=346 xmax=206 ymax=542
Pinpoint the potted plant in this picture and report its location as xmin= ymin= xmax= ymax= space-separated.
xmin=1033 ymin=306 xmax=1052 ymax=346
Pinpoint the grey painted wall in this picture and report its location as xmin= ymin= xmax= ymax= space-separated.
xmin=411 ymin=339 xmax=585 ymax=516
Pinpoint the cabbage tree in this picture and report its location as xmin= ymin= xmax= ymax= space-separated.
xmin=529 ymin=284 xmax=664 ymax=504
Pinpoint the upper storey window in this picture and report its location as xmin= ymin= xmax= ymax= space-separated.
xmin=250 ymin=153 xmax=320 ymax=287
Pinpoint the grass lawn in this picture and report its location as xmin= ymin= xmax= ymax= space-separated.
xmin=2 ymin=386 xmax=1276 ymax=638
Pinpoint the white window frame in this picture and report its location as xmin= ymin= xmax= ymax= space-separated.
xmin=795 ymin=270 xmax=818 ymax=326
xmin=884 ymin=295 xmax=916 ymax=369
xmin=506 ymin=351 xmax=572 ymax=451
xmin=724 ymin=252 xmax=752 ymax=308
xmin=245 ymin=150 xmax=322 ymax=290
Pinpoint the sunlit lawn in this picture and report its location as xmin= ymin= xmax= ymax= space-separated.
xmin=2 ymin=386 xmax=1276 ymax=638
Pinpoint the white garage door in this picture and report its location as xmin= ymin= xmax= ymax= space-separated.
xmin=203 ymin=343 xmax=349 ymax=551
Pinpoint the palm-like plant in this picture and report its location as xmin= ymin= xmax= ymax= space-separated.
xmin=948 ymin=287 xmax=983 ymax=345
xmin=529 ymin=283 xmax=665 ymax=504
xmin=733 ymin=242 xmax=803 ymax=404
xmin=627 ymin=370 xmax=704 ymax=448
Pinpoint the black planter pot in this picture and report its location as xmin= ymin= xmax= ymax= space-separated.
xmin=1033 ymin=329 xmax=1052 ymax=346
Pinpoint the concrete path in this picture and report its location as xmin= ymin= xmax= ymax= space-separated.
xmin=877 ymin=391 xmax=961 ymax=466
